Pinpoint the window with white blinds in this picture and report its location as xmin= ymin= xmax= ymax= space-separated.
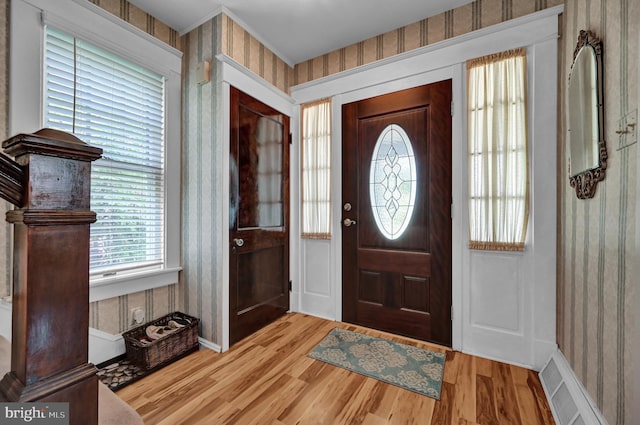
xmin=44 ymin=26 xmax=165 ymax=276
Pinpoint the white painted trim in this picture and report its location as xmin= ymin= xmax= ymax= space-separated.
xmin=0 ymin=300 xmax=11 ymax=342
xmin=289 ymin=105 xmax=301 ymax=314
xmin=88 ymin=328 xmax=125 ymax=365
xmin=198 ymin=337 xmax=222 ymax=353
xmin=37 ymin=1 xmax=181 ymax=75
xmin=221 ymin=81 xmax=231 ymax=353
xmin=89 ymin=267 xmax=181 ymax=303
xmin=450 ymin=64 xmax=466 ymax=352
xmin=69 ymin=0 xmax=182 ymax=58
xmin=216 ymin=54 xmax=295 ymax=113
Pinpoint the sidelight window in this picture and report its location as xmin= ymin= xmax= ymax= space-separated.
xmin=467 ymin=48 xmax=529 ymax=251
xmin=301 ymin=99 xmax=332 ymax=239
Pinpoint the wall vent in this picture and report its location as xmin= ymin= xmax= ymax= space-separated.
xmin=539 ymin=349 xmax=608 ymax=425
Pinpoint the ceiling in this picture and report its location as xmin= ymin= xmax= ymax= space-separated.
xmin=127 ymin=0 xmax=474 ymax=66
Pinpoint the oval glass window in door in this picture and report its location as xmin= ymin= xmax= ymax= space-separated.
xmin=369 ymin=124 xmax=417 ymax=240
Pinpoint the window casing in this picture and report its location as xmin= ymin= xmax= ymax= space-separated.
xmin=10 ymin=0 xmax=182 ymax=299
xmin=44 ymin=26 xmax=166 ymax=276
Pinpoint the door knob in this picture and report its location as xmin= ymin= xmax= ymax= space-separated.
xmin=343 ymin=218 xmax=357 ymax=227
xmin=233 ymin=238 xmax=244 ymax=247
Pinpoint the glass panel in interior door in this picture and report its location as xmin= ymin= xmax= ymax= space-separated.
xmin=237 ymin=104 xmax=284 ymax=229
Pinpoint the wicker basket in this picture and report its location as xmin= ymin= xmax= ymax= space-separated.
xmin=123 ymin=312 xmax=200 ymax=370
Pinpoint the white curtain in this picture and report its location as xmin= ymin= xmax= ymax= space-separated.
xmin=301 ymin=99 xmax=332 ymax=239
xmin=467 ymin=48 xmax=529 ymax=251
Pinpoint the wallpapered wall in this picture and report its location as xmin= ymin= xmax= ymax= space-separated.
xmin=181 ymin=15 xmax=224 ymax=343
xmin=221 ymin=14 xmax=293 ymax=94
xmin=558 ymin=1 xmax=637 ymax=424
xmin=293 ymin=0 xmax=563 ymax=86
xmin=1 ymin=0 xmax=10 ymax=297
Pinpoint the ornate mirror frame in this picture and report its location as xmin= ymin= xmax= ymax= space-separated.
xmin=568 ymin=30 xmax=606 ymax=199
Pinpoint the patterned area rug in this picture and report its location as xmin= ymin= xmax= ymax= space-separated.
xmin=308 ymin=328 xmax=446 ymax=399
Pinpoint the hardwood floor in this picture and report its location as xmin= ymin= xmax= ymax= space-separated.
xmin=117 ymin=313 xmax=554 ymax=425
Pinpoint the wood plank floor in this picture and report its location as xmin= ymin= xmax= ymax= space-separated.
xmin=117 ymin=313 xmax=554 ymax=425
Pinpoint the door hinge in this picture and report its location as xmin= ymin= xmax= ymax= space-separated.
xmin=451 ymin=305 xmax=454 ymax=321
xmin=450 ymin=101 xmax=454 ymax=116
xmin=451 ymin=203 xmax=454 ymax=219
xmin=289 ymin=133 xmax=292 ymax=145
xmin=289 ymin=280 xmax=292 ymax=291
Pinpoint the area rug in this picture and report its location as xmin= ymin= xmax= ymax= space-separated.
xmin=308 ymin=328 xmax=446 ymax=399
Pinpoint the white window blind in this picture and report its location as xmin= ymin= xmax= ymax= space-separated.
xmin=301 ymin=99 xmax=331 ymax=239
xmin=467 ymin=48 xmax=529 ymax=251
xmin=44 ymin=26 xmax=165 ymax=275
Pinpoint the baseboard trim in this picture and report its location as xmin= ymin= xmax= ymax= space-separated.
xmin=198 ymin=337 xmax=222 ymax=353
xmin=539 ymin=347 xmax=608 ymax=425
xmin=89 ymin=328 xmax=125 ymax=365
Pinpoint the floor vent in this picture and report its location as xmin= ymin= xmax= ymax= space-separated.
xmin=539 ymin=349 xmax=608 ymax=425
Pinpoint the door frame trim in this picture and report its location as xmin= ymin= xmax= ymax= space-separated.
xmin=218 ymin=55 xmax=295 ymax=352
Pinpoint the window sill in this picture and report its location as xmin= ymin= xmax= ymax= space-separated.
xmin=89 ymin=267 xmax=181 ymax=303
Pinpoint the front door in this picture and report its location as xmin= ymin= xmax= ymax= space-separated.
xmin=342 ymin=81 xmax=452 ymax=346
xmin=230 ymin=87 xmax=290 ymax=345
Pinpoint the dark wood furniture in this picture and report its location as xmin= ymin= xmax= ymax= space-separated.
xmin=0 ymin=129 xmax=102 ymax=425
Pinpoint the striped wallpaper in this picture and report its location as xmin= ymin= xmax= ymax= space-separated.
xmin=558 ymin=1 xmax=637 ymax=424
xmin=0 ymin=0 xmax=10 ymax=297
xmin=220 ymin=14 xmax=293 ymax=94
xmin=87 ymin=0 xmax=180 ymax=50
xmin=181 ymin=16 xmax=225 ymax=343
xmin=293 ymin=0 xmax=563 ymax=85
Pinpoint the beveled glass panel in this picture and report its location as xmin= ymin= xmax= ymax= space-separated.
xmin=369 ymin=124 xmax=417 ymax=240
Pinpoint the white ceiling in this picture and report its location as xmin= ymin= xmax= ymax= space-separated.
xmin=127 ymin=0 xmax=474 ymax=66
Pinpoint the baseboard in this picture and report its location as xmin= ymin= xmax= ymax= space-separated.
xmin=89 ymin=328 xmax=125 ymax=365
xmin=0 ymin=299 xmax=11 ymax=342
xmin=198 ymin=337 xmax=222 ymax=353
xmin=539 ymin=347 xmax=609 ymax=425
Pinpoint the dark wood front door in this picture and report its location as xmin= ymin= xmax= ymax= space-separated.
xmin=230 ymin=87 xmax=290 ymax=345
xmin=342 ymin=81 xmax=452 ymax=346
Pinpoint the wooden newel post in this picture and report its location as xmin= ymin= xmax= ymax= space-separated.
xmin=0 ymin=129 xmax=102 ymax=425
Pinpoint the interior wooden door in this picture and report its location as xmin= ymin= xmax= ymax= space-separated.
xmin=230 ymin=87 xmax=290 ymax=345
xmin=342 ymin=81 xmax=452 ymax=346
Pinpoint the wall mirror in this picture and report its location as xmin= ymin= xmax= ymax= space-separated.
xmin=567 ymin=29 xmax=606 ymax=199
